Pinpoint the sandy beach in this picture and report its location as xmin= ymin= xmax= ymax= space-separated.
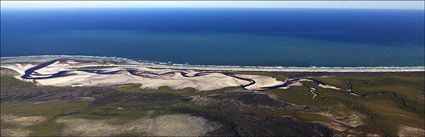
xmin=1 ymin=57 xmax=285 ymax=91
xmin=1 ymin=56 xmax=423 ymax=92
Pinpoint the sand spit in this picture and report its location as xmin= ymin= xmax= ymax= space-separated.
xmin=1 ymin=56 xmax=410 ymax=93
xmin=2 ymin=58 xmax=282 ymax=91
xmin=1 ymin=55 xmax=424 ymax=72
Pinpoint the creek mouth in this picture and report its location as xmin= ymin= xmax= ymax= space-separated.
xmin=19 ymin=58 xmax=360 ymax=94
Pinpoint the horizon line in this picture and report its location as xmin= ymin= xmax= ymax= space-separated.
xmin=1 ymin=1 xmax=424 ymax=10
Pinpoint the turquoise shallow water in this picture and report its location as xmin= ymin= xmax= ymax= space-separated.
xmin=1 ymin=8 xmax=424 ymax=67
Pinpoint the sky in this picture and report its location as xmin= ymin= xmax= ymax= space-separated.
xmin=1 ymin=1 xmax=424 ymax=10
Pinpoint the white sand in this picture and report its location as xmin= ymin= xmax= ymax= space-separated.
xmin=3 ymin=60 xmax=283 ymax=91
xmin=2 ymin=57 xmax=362 ymax=92
xmin=2 ymin=55 xmax=423 ymax=72
xmin=236 ymin=74 xmax=284 ymax=90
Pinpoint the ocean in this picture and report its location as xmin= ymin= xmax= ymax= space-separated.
xmin=1 ymin=8 xmax=424 ymax=67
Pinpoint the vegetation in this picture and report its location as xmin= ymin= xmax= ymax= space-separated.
xmin=266 ymin=74 xmax=425 ymax=136
xmin=1 ymin=68 xmax=424 ymax=136
xmin=114 ymin=84 xmax=196 ymax=94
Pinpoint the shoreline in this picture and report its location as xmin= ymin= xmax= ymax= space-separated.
xmin=1 ymin=55 xmax=424 ymax=72
xmin=0 ymin=58 xmax=368 ymax=92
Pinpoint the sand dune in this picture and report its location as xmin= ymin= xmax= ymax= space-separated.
xmin=2 ymin=59 xmax=280 ymax=91
xmin=2 ymin=57 xmax=358 ymax=93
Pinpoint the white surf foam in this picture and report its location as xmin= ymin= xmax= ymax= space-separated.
xmin=1 ymin=55 xmax=424 ymax=72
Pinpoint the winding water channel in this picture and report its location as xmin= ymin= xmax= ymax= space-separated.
xmin=21 ymin=58 xmax=355 ymax=93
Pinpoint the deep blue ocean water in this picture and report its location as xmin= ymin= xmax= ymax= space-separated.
xmin=1 ymin=8 xmax=424 ymax=67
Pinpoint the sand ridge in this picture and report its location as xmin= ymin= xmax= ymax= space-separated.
xmin=3 ymin=59 xmax=282 ymax=91
xmin=2 ymin=58 xmax=357 ymax=93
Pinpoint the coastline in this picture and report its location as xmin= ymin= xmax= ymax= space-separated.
xmin=1 ymin=55 xmax=424 ymax=72
xmin=1 ymin=55 xmax=424 ymax=136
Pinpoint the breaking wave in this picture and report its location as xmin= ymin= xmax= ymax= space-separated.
xmin=1 ymin=55 xmax=424 ymax=72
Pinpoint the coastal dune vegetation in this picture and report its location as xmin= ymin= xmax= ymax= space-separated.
xmin=1 ymin=62 xmax=424 ymax=136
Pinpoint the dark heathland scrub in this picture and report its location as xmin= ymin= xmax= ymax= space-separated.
xmin=1 ymin=67 xmax=424 ymax=136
